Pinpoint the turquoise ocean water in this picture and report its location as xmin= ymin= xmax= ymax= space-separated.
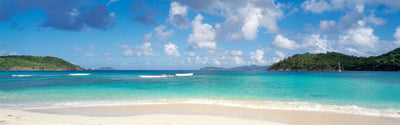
xmin=0 ymin=71 xmax=400 ymax=117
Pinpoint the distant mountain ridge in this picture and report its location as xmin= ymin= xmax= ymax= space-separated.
xmin=200 ymin=65 xmax=269 ymax=72
xmin=199 ymin=67 xmax=228 ymax=71
xmin=0 ymin=55 xmax=84 ymax=71
xmin=94 ymin=67 xmax=116 ymax=70
xmin=268 ymin=47 xmax=400 ymax=71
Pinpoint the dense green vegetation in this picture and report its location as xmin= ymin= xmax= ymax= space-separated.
xmin=268 ymin=47 xmax=400 ymax=71
xmin=0 ymin=55 xmax=84 ymax=71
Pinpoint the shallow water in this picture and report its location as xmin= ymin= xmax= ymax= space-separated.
xmin=0 ymin=71 xmax=400 ymax=117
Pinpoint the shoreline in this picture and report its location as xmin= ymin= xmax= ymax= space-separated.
xmin=4 ymin=99 xmax=399 ymax=118
xmin=1 ymin=104 xmax=398 ymax=125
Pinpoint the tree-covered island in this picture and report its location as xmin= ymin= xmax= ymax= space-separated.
xmin=268 ymin=47 xmax=400 ymax=71
xmin=0 ymin=55 xmax=84 ymax=71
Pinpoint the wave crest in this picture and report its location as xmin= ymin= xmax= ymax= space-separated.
xmin=11 ymin=75 xmax=34 ymax=77
xmin=68 ymin=73 xmax=90 ymax=76
xmin=175 ymin=73 xmax=194 ymax=76
xmin=138 ymin=74 xmax=174 ymax=78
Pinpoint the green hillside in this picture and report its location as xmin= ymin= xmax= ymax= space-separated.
xmin=268 ymin=48 xmax=400 ymax=71
xmin=0 ymin=55 xmax=84 ymax=71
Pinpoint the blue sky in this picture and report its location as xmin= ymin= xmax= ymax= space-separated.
xmin=1 ymin=0 xmax=400 ymax=70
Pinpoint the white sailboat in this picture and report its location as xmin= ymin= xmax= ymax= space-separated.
xmin=338 ymin=62 xmax=342 ymax=72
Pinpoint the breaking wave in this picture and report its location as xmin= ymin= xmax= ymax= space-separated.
xmin=139 ymin=74 xmax=173 ymax=78
xmin=139 ymin=73 xmax=194 ymax=78
xmin=68 ymin=73 xmax=90 ymax=76
xmin=175 ymin=73 xmax=194 ymax=76
xmin=11 ymin=75 xmax=34 ymax=77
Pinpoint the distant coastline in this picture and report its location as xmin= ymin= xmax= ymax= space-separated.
xmin=3 ymin=47 xmax=400 ymax=72
xmin=93 ymin=67 xmax=116 ymax=70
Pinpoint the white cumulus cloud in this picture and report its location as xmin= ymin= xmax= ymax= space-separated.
xmin=175 ymin=0 xmax=283 ymax=42
xmin=272 ymin=34 xmax=334 ymax=54
xmin=168 ymin=2 xmax=190 ymax=28
xmin=250 ymin=49 xmax=267 ymax=65
xmin=154 ymin=25 xmax=174 ymax=40
xmin=364 ymin=14 xmax=386 ymax=26
xmin=301 ymin=34 xmax=333 ymax=53
xmin=188 ymin=14 xmax=217 ymax=49
xmin=190 ymin=49 xmax=247 ymax=66
xmin=230 ymin=50 xmax=243 ymax=56
xmin=302 ymin=0 xmax=331 ymax=13
xmin=239 ymin=5 xmax=263 ymax=40
xmin=319 ymin=20 xmax=337 ymax=34
xmin=272 ymin=34 xmax=297 ymax=50
xmin=134 ymin=42 xmax=157 ymax=57
xmin=164 ymin=42 xmax=180 ymax=57
xmin=226 ymin=1 xmax=283 ymax=41
xmin=144 ymin=25 xmax=174 ymax=41
xmin=338 ymin=23 xmax=378 ymax=50
xmin=232 ymin=56 xmax=245 ymax=65
xmin=123 ymin=49 xmax=133 ymax=57
xmin=302 ymin=0 xmax=400 ymax=14
xmin=394 ymin=26 xmax=400 ymax=45
xmin=272 ymin=51 xmax=285 ymax=63
xmin=195 ymin=56 xmax=207 ymax=65
xmin=186 ymin=52 xmax=196 ymax=57
xmin=337 ymin=21 xmax=382 ymax=56
xmin=122 ymin=42 xmax=157 ymax=57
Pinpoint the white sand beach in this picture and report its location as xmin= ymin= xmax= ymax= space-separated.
xmin=0 ymin=108 xmax=287 ymax=125
xmin=1 ymin=104 xmax=399 ymax=125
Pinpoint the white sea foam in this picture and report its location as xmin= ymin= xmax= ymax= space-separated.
xmin=177 ymin=99 xmax=400 ymax=118
xmin=138 ymin=74 xmax=174 ymax=78
xmin=11 ymin=74 xmax=63 ymax=77
xmin=11 ymin=75 xmax=34 ymax=77
xmin=68 ymin=73 xmax=90 ymax=76
xmin=7 ymin=99 xmax=400 ymax=118
xmin=175 ymin=73 xmax=194 ymax=76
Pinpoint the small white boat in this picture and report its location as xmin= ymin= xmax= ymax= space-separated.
xmin=175 ymin=73 xmax=194 ymax=76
